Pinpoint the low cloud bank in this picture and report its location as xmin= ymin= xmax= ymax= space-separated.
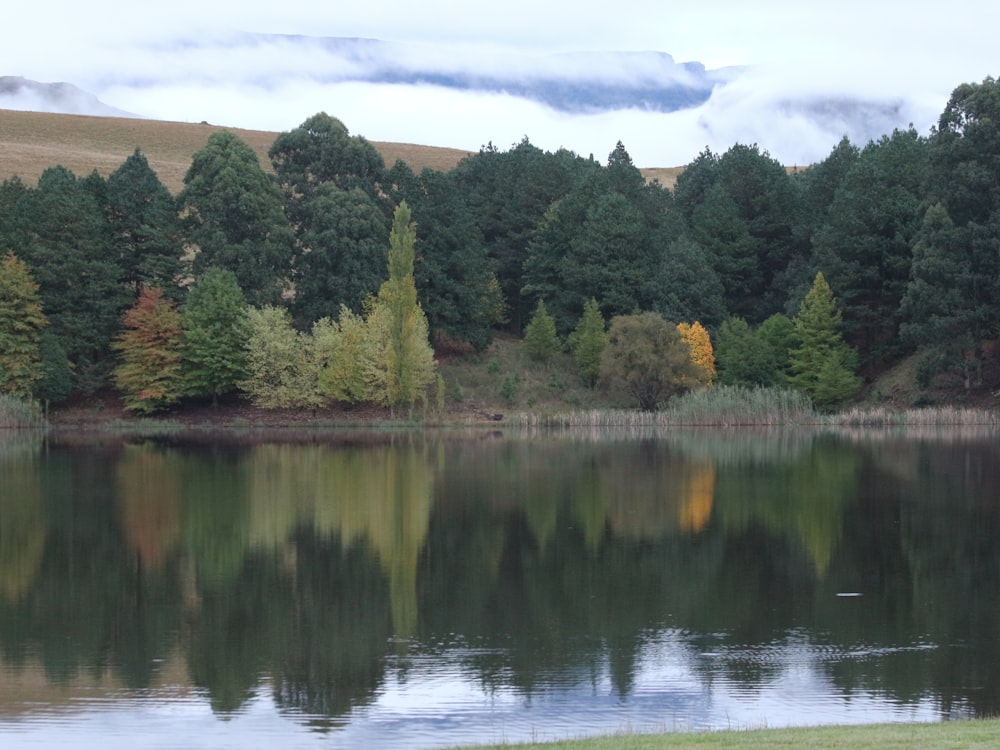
xmin=4 ymin=31 xmax=958 ymax=167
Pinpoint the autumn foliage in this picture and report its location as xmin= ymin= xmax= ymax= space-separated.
xmin=112 ymin=285 xmax=185 ymax=413
xmin=0 ymin=251 xmax=47 ymax=398
xmin=677 ymin=321 xmax=716 ymax=386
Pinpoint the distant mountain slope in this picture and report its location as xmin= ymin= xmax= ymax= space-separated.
xmin=0 ymin=76 xmax=135 ymax=117
xmin=0 ymin=108 xmax=476 ymax=193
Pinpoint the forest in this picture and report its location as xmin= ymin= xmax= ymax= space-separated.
xmin=0 ymin=76 xmax=998 ymax=414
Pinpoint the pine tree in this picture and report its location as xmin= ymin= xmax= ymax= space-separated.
xmin=567 ymin=298 xmax=606 ymax=386
xmin=0 ymin=252 xmax=47 ymax=398
xmin=178 ymin=131 xmax=294 ymax=307
xmin=714 ymin=317 xmax=780 ymax=386
xmin=22 ymin=166 xmax=128 ymax=389
xmin=112 ymin=286 xmax=185 ymax=413
xmin=105 ymin=148 xmax=184 ymax=298
xmin=523 ymin=299 xmax=561 ymax=362
xmin=789 ymin=272 xmax=860 ymax=410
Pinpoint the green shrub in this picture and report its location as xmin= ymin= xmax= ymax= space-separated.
xmin=500 ymin=374 xmax=521 ymax=405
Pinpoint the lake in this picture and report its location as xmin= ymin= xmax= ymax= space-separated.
xmin=1 ymin=425 xmax=998 ymax=748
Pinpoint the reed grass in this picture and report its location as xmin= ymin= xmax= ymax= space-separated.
xmin=513 ymin=387 xmax=816 ymax=428
xmin=512 ymin=387 xmax=1000 ymax=431
xmin=824 ymin=405 xmax=1000 ymax=427
xmin=0 ymin=394 xmax=47 ymax=429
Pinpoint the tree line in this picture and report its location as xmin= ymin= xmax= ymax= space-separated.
xmin=1 ymin=77 xmax=998 ymax=411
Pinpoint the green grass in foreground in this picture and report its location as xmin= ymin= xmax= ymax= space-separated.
xmin=454 ymin=719 xmax=1000 ymax=749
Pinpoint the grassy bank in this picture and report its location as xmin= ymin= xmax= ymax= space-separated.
xmin=455 ymin=719 xmax=1000 ymax=749
xmin=40 ymin=334 xmax=998 ymax=432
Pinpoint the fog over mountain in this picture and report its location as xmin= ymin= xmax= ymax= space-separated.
xmin=0 ymin=76 xmax=134 ymax=118
xmin=1 ymin=32 xmax=942 ymax=166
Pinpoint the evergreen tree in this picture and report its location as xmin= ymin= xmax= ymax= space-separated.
xmin=647 ymin=235 xmax=727 ymax=327
xmin=105 ymin=148 xmax=184 ymax=298
xmin=291 ymin=184 xmax=388 ymax=325
xmin=0 ymin=252 xmax=46 ymax=398
xmin=797 ymin=136 xmax=860 ymax=235
xmin=688 ymin=183 xmax=758 ymax=317
xmin=810 ymin=128 xmax=928 ymax=367
xmin=269 ymin=112 xmax=387 ymax=206
xmin=673 ymin=147 xmax=720 ymax=223
xmin=387 ymin=162 xmax=503 ymax=350
xmin=181 ymin=268 xmax=249 ymax=403
xmin=932 ymin=76 xmax=1000 ymax=227
xmin=789 ymin=272 xmax=860 ymax=410
xmin=178 ymin=131 xmax=294 ymax=307
xmin=21 ymin=166 xmax=127 ymax=390
xmin=523 ymin=167 xmax=660 ymax=333
xmin=717 ymin=143 xmax=800 ymax=305
xmin=0 ymin=177 xmax=32 ymax=255
xmin=916 ymin=77 xmax=1000 ymax=384
xmin=714 ymin=317 xmax=782 ymax=386
xmin=112 ymin=286 xmax=185 ymax=413
xmin=567 ymin=298 xmax=607 ymax=386
xmin=899 ymin=203 xmax=988 ymax=388
xmin=34 ymin=331 xmax=73 ymax=404
xmin=452 ymin=138 xmax=598 ymax=330
xmin=523 ymin=300 xmax=561 ymax=362
xmin=758 ymin=313 xmax=798 ymax=382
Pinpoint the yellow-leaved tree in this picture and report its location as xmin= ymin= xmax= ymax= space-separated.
xmin=677 ymin=321 xmax=715 ymax=387
xmin=367 ymin=202 xmax=436 ymax=412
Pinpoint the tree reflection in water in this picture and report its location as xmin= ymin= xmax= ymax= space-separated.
xmin=0 ymin=427 xmax=999 ymax=735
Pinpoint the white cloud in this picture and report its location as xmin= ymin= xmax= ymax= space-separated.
xmin=1 ymin=0 xmax=997 ymax=167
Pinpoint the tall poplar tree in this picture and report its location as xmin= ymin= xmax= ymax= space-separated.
xmin=367 ymin=202 xmax=435 ymax=411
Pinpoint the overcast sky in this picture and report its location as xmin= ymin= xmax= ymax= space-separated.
xmin=2 ymin=1 xmax=997 ymax=166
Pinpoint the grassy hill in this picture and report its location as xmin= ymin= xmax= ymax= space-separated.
xmin=0 ymin=108 xmax=682 ymax=192
xmin=0 ymin=109 xmax=477 ymax=193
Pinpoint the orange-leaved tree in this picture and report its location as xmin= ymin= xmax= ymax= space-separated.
xmin=113 ymin=285 xmax=186 ymax=413
xmin=677 ymin=321 xmax=715 ymax=386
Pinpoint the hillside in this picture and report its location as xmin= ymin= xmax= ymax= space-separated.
xmin=0 ymin=109 xmax=477 ymax=193
xmin=0 ymin=109 xmax=681 ymax=192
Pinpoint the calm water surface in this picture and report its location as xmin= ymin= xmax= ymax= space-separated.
xmin=0 ymin=425 xmax=998 ymax=748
